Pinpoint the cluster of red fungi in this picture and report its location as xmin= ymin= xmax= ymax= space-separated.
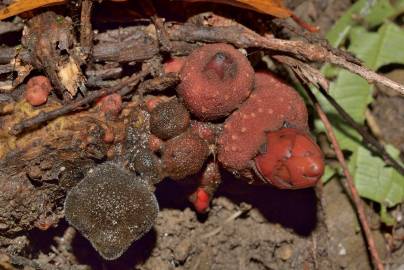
xmin=24 ymin=43 xmax=325 ymax=214
xmin=158 ymin=43 xmax=324 ymax=212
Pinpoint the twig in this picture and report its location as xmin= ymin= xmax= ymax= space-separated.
xmin=328 ymin=54 xmax=404 ymax=95
xmin=10 ymin=66 xmax=150 ymax=135
xmin=166 ymin=23 xmax=404 ymax=95
xmin=271 ymin=18 xmax=361 ymax=65
xmin=152 ymin=16 xmax=172 ymax=52
xmin=303 ymin=84 xmax=385 ymax=270
xmin=80 ymin=0 xmax=93 ymax=58
xmin=318 ymin=87 xmax=404 ymax=175
xmin=137 ymin=72 xmax=180 ymax=95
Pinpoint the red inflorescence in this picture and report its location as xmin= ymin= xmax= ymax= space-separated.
xmin=189 ymin=162 xmax=221 ymax=213
xmin=217 ymin=71 xmax=309 ymax=171
xmin=25 ymin=75 xmax=52 ymax=106
xmin=192 ymin=188 xmax=210 ymax=213
xmin=177 ymin=43 xmax=254 ymax=120
xmin=254 ymin=128 xmax=324 ymax=189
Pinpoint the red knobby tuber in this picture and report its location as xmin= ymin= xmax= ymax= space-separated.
xmin=254 ymin=128 xmax=324 ymax=189
xmin=177 ymin=43 xmax=254 ymax=120
xmin=218 ymin=71 xmax=308 ymax=172
xmin=25 ymin=75 xmax=52 ymax=106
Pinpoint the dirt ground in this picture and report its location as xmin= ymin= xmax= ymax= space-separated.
xmin=1 ymin=0 xmax=404 ymax=270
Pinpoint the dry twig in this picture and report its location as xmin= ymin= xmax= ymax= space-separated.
xmin=166 ymin=23 xmax=404 ymax=95
xmin=80 ymin=0 xmax=93 ymax=58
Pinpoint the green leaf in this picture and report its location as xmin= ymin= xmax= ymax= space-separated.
xmin=380 ymin=204 xmax=396 ymax=226
xmin=321 ymin=0 xmax=402 ymax=81
xmin=350 ymin=23 xmax=404 ymax=69
xmin=326 ymin=0 xmax=404 ymax=46
xmin=354 ymin=145 xmax=404 ymax=207
xmin=364 ymin=0 xmax=396 ymax=28
xmin=319 ymin=22 xmax=404 ymax=208
xmin=322 ymin=165 xmax=338 ymax=183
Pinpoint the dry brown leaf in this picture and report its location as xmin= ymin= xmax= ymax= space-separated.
xmin=0 ymin=0 xmax=292 ymax=21
xmin=182 ymin=0 xmax=292 ymax=18
xmin=0 ymin=0 xmax=65 ymax=20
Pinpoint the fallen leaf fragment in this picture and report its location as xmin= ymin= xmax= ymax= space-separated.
xmin=0 ymin=0 xmax=65 ymax=20
xmin=181 ymin=0 xmax=292 ymax=18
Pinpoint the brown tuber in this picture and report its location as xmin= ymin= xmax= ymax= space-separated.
xmin=177 ymin=43 xmax=254 ymax=120
xmin=64 ymin=162 xmax=159 ymax=260
xmin=162 ymin=132 xmax=209 ymax=180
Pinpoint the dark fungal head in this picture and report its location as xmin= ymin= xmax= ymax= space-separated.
xmin=64 ymin=162 xmax=159 ymax=260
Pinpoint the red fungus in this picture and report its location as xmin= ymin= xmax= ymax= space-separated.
xmin=178 ymin=43 xmax=254 ymax=120
xmin=218 ymin=71 xmax=308 ymax=171
xmin=102 ymin=127 xmax=115 ymax=144
xmin=254 ymin=128 xmax=324 ymax=189
xmin=25 ymin=75 xmax=52 ymax=106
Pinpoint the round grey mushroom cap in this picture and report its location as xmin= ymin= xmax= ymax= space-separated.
xmin=64 ymin=162 xmax=159 ymax=260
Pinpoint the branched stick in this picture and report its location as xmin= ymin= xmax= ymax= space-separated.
xmin=303 ymin=84 xmax=385 ymax=270
xmin=10 ymin=66 xmax=150 ymax=136
xmin=166 ymin=23 xmax=404 ymax=95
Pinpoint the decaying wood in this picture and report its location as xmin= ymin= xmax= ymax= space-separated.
xmin=0 ymin=92 xmax=149 ymax=235
xmin=10 ymin=64 xmax=150 ymax=135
